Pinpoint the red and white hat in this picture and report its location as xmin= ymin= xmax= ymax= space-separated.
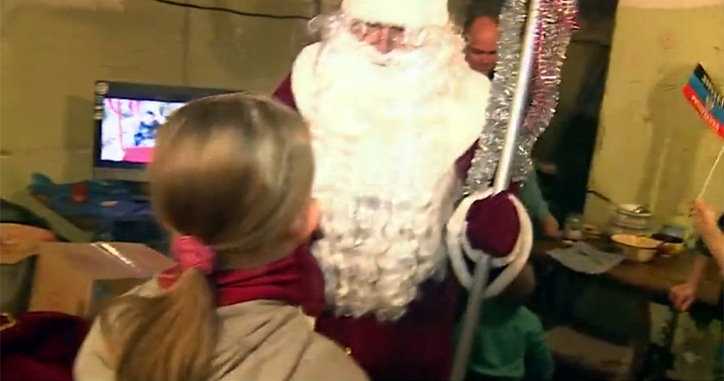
xmin=340 ymin=0 xmax=449 ymax=28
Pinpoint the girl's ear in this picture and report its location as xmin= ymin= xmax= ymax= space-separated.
xmin=290 ymin=199 xmax=320 ymax=242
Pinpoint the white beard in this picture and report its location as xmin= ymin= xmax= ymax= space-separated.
xmin=300 ymin=27 xmax=477 ymax=321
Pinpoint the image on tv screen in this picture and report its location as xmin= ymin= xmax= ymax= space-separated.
xmin=100 ymin=98 xmax=184 ymax=163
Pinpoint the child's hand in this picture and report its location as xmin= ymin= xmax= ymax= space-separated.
xmin=542 ymin=214 xmax=562 ymax=239
xmin=669 ymin=283 xmax=696 ymax=312
xmin=692 ymin=199 xmax=719 ymax=238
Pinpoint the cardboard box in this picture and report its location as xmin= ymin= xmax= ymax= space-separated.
xmin=27 ymin=242 xmax=175 ymax=317
xmin=0 ymin=223 xmax=56 ymax=314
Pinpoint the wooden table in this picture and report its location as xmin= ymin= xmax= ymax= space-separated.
xmin=533 ymin=239 xmax=722 ymax=380
xmin=532 ymin=239 xmax=722 ymax=307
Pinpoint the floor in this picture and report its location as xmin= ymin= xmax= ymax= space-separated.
xmin=532 ymin=262 xmax=721 ymax=381
xmin=650 ymin=303 xmax=721 ymax=380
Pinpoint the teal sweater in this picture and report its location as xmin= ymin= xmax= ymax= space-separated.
xmin=454 ymin=300 xmax=554 ymax=380
xmin=519 ymin=172 xmax=550 ymax=222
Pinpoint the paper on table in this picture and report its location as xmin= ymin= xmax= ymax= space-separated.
xmin=546 ymin=241 xmax=624 ymax=274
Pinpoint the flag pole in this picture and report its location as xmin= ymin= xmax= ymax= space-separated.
xmin=697 ymin=142 xmax=724 ymax=200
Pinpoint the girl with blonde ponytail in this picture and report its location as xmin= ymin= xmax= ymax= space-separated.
xmin=74 ymin=93 xmax=368 ymax=381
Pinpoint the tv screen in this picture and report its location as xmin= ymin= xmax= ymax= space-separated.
xmin=93 ymin=81 xmax=238 ymax=182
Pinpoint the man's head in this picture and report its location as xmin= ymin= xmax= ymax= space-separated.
xmin=464 ymin=15 xmax=499 ymax=76
xmin=306 ymin=0 xmax=455 ymax=63
xmin=299 ymin=0 xmax=472 ymax=130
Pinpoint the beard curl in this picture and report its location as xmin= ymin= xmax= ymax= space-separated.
xmin=314 ymin=194 xmax=455 ymax=322
xmin=302 ymin=12 xmax=472 ymax=321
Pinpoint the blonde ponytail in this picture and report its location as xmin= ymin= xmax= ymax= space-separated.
xmin=101 ymin=269 xmax=217 ymax=381
xmin=98 ymin=92 xmax=314 ymax=381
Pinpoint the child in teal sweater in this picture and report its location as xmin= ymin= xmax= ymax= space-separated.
xmin=455 ymin=266 xmax=554 ymax=381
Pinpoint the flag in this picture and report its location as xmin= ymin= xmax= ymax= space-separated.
xmin=683 ymin=63 xmax=724 ymax=139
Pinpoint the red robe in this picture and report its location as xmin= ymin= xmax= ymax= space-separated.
xmin=0 ymin=312 xmax=90 ymax=381
xmin=275 ymin=74 xmax=521 ymax=380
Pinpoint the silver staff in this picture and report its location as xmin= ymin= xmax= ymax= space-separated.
xmin=450 ymin=0 xmax=541 ymax=379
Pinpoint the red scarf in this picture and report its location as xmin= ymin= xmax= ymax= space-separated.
xmin=157 ymin=245 xmax=326 ymax=315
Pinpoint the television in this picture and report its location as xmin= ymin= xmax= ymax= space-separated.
xmin=93 ymin=80 xmax=239 ymax=182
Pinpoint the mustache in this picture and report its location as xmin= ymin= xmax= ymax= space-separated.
xmin=319 ymin=28 xmax=464 ymax=65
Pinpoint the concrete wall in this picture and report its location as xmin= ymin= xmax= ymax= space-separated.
xmin=585 ymin=0 xmax=724 ymax=228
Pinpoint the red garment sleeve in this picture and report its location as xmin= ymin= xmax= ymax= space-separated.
xmin=272 ymin=73 xmax=297 ymax=111
xmin=454 ymin=140 xmax=522 ymax=195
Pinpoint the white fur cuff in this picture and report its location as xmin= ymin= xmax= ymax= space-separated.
xmin=446 ymin=190 xmax=533 ymax=298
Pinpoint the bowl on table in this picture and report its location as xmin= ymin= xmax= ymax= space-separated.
xmin=657 ymin=242 xmax=684 ymax=257
xmin=607 ymin=224 xmax=648 ymax=238
xmin=611 ymin=234 xmax=663 ymax=263
xmin=651 ymin=226 xmax=686 ymax=257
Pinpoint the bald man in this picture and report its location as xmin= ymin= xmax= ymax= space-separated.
xmin=464 ymin=15 xmax=499 ymax=78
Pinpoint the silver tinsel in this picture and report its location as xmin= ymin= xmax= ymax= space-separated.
xmin=464 ymin=0 xmax=527 ymax=193
xmin=465 ymin=0 xmax=579 ymax=193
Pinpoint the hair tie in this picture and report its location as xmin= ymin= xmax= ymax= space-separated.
xmin=171 ymin=235 xmax=216 ymax=274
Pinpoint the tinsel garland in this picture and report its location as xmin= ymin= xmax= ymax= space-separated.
xmin=465 ymin=0 xmax=579 ymax=193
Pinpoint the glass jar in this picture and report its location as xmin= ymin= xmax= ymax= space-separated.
xmin=564 ymin=214 xmax=584 ymax=241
